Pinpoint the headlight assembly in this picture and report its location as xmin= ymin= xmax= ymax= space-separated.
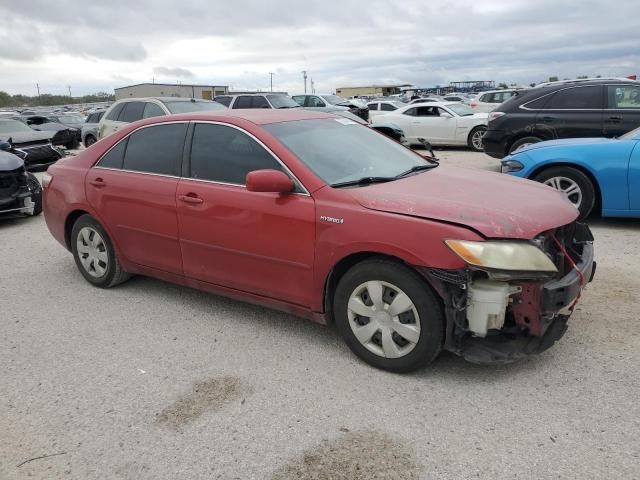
xmin=501 ymin=160 xmax=524 ymax=173
xmin=445 ymin=240 xmax=557 ymax=272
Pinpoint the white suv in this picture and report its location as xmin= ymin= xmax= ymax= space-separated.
xmin=469 ymin=89 xmax=520 ymax=113
xmin=97 ymin=97 xmax=226 ymax=139
xmin=213 ymin=94 xmax=301 ymax=109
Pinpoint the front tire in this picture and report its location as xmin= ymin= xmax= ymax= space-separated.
xmin=333 ymin=258 xmax=444 ymax=373
xmin=84 ymin=135 xmax=97 ymax=147
xmin=71 ymin=215 xmax=131 ymax=288
xmin=468 ymin=126 xmax=487 ymax=152
xmin=533 ymin=167 xmax=596 ymax=219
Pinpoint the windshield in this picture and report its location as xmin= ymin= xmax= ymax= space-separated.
xmin=323 ymin=95 xmax=349 ymax=106
xmin=446 ymin=103 xmax=475 ymax=116
xmin=264 ymin=118 xmax=430 ymax=186
xmin=266 ymin=95 xmax=300 ymax=109
xmin=57 ymin=115 xmax=85 ymax=124
xmin=0 ymin=119 xmax=33 ymax=134
xmin=163 ymin=101 xmax=227 ymax=114
xmin=620 ymin=126 xmax=640 ymax=140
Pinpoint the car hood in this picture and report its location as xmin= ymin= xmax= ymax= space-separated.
xmin=346 ymin=166 xmax=578 ymax=239
xmin=515 ymin=137 xmax=615 ymax=154
xmin=0 ymin=130 xmax=54 ymax=144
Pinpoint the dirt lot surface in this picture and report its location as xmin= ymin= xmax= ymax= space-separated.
xmin=1 ymin=150 xmax=638 ymax=479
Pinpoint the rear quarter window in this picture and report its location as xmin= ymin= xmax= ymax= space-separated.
xmin=97 ymin=139 xmax=127 ymax=169
xmin=105 ymin=103 xmax=125 ymax=121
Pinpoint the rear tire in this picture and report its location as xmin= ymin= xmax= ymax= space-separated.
xmin=333 ymin=258 xmax=444 ymax=373
xmin=533 ymin=166 xmax=596 ymax=219
xmin=509 ymin=136 xmax=541 ymax=154
xmin=71 ymin=214 xmax=131 ymax=288
xmin=467 ymin=126 xmax=487 ymax=152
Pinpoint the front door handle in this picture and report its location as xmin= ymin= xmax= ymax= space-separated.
xmin=89 ymin=178 xmax=106 ymax=188
xmin=607 ymin=116 xmax=622 ymax=123
xmin=178 ymin=193 xmax=203 ymax=205
xmin=541 ymin=116 xmax=554 ymax=123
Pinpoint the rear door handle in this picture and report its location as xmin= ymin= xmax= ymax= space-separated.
xmin=178 ymin=194 xmax=203 ymax=205
xmin=541 ymin=116 xmax=554 ymax=123
xmin=89 ymin=178 xmax=106 ymax=188
xmin=607 ymin=116 xmax=622 ymax=123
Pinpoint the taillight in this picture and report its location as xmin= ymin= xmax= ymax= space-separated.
xmin=470 ymin=100 xmax=478 ymax=108
xmin=488 ymin=111 xmax=505 ymax=123
xmin=42 ymin=172 xmax=53 ymax=188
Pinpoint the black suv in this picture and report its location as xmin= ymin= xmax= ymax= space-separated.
xmin=483 ymin=79 xmax=640 ymax=158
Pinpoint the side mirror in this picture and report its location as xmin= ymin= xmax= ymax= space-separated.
xmin=440 ymin=112 xmax=453 ymax=118
xmin=246 ymin=169 xmax=295 ymax=193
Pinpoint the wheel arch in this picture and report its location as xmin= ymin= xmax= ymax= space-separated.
xmin=529 ymin=161 xmax=602 ymax=215
xmin=322 ymin=251 xmax=441 ymax=325
xmin=64 ymin=209 xmax=91 ymax=251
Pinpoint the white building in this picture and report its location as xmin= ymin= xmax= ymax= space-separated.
xmin=114 ymin=83 xmax=229 ymax=101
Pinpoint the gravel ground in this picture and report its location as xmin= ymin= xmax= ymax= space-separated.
xmin=1 ymin=150 xmax=638 ymax=479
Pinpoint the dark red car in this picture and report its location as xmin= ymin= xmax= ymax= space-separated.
xmin=43 ymin=110 xmax=595 ymax=372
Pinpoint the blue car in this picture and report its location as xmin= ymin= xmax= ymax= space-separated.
xmin=501 ymin=126 xmax=640 ymax=219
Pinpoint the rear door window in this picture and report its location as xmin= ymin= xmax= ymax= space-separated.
xmin=380 ymin=103 xmax=396 ymax=111
xmin=97 ymin=139 xmax=127 ymax=169
xmin=234 ymin=96 xmax=253 ymax=109
xmin=607 ymin=85 xmax=640 ymax=109
xmin=143 ymin=102 xmax=165 ymax=118
xmin=118 ymin=102 xmax=146 ymax=122
xmin=122 ymin=123 xmax=188 ymax=176
xmin=251 ymin=96 xmax=270 ymax=108
xmin=544 ymin=86 xmax=603 ymax=109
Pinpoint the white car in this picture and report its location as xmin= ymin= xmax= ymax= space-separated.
xmin=469 ymin=89 xmax=519 ymax=113
xmin=366 ymin=100 xmax=407 ymax=120
xmin=371 ymin=102 xmax=489 ymax=151
xmin=97 ymin=97 xmax=226 ymax=139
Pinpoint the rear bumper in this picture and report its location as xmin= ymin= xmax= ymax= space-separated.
xmin=481 ymin=129 xmax=509 ymax=159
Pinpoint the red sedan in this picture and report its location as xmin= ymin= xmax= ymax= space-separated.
xmin=43 ymin=110 xmax=595 ymax=372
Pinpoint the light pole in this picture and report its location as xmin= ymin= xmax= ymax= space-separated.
xmin=302 ymin=70 xmax=308 ymax=94
xmin=268 ymin=72 xmax=275 ymax=92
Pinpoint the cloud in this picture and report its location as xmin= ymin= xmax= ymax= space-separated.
xmin=0 ymin=0 xmax=639 ymax=95
xmin=153 ymin=66 xmax=195 ymax=79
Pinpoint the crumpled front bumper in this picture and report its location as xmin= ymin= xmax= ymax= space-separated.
xmin=460 ymin=243 xmax=595 ymax=364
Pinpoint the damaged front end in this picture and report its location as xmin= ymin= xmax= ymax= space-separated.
xmin=423 ymin=222 xmax=595 ymax=364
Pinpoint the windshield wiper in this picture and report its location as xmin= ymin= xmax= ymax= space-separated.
xmin=394 ymin=164 xmax=438 ymax=178
xmin=331 ymin=176 xmax=395 ymax=188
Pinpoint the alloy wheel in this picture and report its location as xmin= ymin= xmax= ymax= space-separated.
xmin=347 ymin=280 xmax=421 ymax=359
xmin=543 ymin=176 xmax=583 ymax=208
xmin=471 ymin=129 xmax=486 ymax=150
xmin=76 ymin=227 xmax=109 ymax=278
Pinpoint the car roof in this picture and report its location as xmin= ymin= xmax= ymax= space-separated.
xmin=138 ymin=108 xmax=338 ymax=126
xmin=115 ymin=97 xmax=218 ymax=103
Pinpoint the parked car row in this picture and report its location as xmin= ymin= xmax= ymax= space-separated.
xmin=488 ymin=78 xmax=640 ymax=219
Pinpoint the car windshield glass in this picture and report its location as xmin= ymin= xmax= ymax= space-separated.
xmin=163 ymin=101 xmax=227 ymax=114
xmin=0 ymin=120 xmax=33 ymax=133
xmin=57 ymin=115 xmax=84 ymax=124
xmin=620 ymin=125 xmax=640 ymax=139
xmin=446 ymin=103 xmax=475 ymax=116
xmin=264 ymin=118 xmax=431 ymax=186
xmin=266 ymin=95 xmax=300 ymax=109
xmin=323 ymin=95 xmax=348 ymax=106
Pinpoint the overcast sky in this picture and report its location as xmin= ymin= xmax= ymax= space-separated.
xmin=1 ymin=0 xmax=638 ymax=96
